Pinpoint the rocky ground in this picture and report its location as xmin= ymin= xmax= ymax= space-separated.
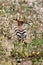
xmin=0 ymin=0 xmax=43 ymax=65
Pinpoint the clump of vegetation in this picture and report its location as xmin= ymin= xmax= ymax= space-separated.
xmin=0 ymin=43 xmax=4 ymax=55
xmin=10 ymin=37 xmax=43 ymax=64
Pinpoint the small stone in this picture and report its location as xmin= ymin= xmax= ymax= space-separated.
xmin=21 ymin=60 xmax=32 ymax=65
xmin=40 ymin=8 xmax=43 ymax=13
